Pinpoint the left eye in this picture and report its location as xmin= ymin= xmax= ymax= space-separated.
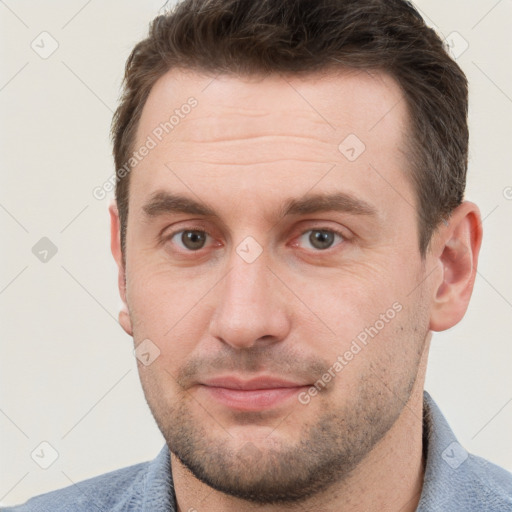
xmin=297 ymin=229 xmax=345 ymax=251
xmin=169 ymin=230 xmax=212 ymax=251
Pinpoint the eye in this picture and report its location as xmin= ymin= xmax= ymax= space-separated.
xmin=165 ymin=226 xmax=346 ymax=254
xmin=297 ymin=228 xmax=345 ymax=251
xmin=168 ymin=229 xmax=212 ymax=251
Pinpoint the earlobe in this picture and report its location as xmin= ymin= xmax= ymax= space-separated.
xmin=109 ymin=200 xmax=133 ymax=337
xmin=119 ymin=301 xmax=133 ymax=337
xmin=429 ymin=202 xmax=483 ymax=332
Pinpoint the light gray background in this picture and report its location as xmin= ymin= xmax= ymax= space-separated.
xmin=1 ymin=0 xmax=511 ymax=507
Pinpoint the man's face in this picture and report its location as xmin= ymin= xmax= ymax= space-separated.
xmin=115 ymin=68 xmax=434 ymax=503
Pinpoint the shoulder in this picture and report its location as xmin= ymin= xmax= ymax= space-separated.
xmin=425 ymin=452 xmax=512 ymax=511
xmin=419 ymin=391 xmax=512 ymax=511
xmin=457 ymin=452 xmax=512 ymax=510
xmin=1 ymin=460 xmax=150 ymax=512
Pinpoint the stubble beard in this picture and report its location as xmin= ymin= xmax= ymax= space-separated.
xmin=143 ymin=357 xmax=422 ymax=506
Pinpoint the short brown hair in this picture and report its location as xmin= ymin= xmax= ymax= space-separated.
xmin=111 ymin=0 xmax=468 ymax=259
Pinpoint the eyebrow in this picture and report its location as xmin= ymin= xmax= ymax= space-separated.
xmin=141 ymin=190 xmax=377 ymax=221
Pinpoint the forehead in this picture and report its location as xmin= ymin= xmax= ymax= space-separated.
xmin=136 ymin=67 xmax=408 ymax=147
xmin=129 ymin=67 xmax=415 ymax=225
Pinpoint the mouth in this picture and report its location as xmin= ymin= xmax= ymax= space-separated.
xmin=197 ymin=375 xmax=311 ymax=411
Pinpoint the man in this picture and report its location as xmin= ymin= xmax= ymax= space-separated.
xmin=5 ymin=0 xmax=511 ymax=510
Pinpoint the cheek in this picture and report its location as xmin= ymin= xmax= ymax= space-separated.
xmin=292 ymin=263 xmax=421 ymax=388
xmin=128 ymin=258 xmax=208 ymax=315
xmin=295 ymin=261 xmax=408 ymax=338
xmin=126 ymin=267 xmax=211 ymax=364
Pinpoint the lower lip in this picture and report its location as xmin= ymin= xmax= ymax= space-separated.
xmin=200 ymin=385 xmax=309 ymax=411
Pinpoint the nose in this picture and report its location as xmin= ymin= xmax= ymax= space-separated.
xmin=208 ymin=249 xmax=291 ymax=350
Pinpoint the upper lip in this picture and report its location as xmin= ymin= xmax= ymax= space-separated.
xmin=200 ymin=376 xmax=309 ymax=390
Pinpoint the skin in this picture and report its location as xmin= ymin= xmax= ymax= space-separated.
xmin=109 ymin=67 xmax=482 ymax=511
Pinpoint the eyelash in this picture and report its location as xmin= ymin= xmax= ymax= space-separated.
xmin=164 ymin=226 xmax=347 ymax=254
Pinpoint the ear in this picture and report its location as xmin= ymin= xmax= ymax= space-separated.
xmin=109 ymin=200 xmax=133 ymax=336
xmin=429 ymin=201 xmax=483 ymax=331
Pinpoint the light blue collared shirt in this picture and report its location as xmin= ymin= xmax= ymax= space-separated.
xmin=3 ymin=391 xmax=512 ymax=511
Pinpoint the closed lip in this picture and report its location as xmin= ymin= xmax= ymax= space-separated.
xmin=199 ymin=375 xmax=310 ymax=390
